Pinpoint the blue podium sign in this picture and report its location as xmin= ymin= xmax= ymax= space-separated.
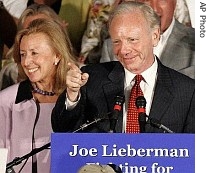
xmin=51 ymin=133 xmax=194 ymax=173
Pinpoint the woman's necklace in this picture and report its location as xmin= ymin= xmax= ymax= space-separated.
xmin=32 ymin=83 xmax=55 ymax=96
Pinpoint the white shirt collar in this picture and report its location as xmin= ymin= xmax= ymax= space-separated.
xmin=161 ymin=17 xmax=175 ymax=44
xmin=154 ymin=17 xmax=175 ymax=58
xmin=124 ymin=57 xmax=158 ymax=87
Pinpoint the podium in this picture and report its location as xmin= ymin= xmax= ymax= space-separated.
xmin=51 ymin=133 xmax=195 ymax=173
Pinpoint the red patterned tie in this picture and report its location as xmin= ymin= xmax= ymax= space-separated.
xmin=126 ymin=75 xmax=144 ymax=133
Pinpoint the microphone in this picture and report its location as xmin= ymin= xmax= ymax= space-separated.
xmin=135 ymin=96 xmax=147 ymax=133
xmin=6 ymin=116 xmax=107 ymax=171
xmin=135 ymin=96 xmax=173 ymax=133
xmin=109 ymin=95 xmax=125 ymax=133
xmin=148 ymin=117 xmax=174 ymax=133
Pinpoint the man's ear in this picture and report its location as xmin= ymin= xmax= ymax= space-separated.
xmin=152 ymin=27 xmax=161 ymax=47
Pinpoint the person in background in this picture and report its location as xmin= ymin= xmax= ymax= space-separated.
xmin=174 ymin=0 xmax=192 ymax=27
xmin=79 ymin=0 xmax=119 ymax=64
xmin=0 ymin=1 xmax=17 ymax=70
xmin=27 ymin=0 xmax=62 ymax=14
xmin=1 ymin=0 xmax=28 ymax=23
xmin=0 ymin=18 xmax=76 ymax=173
xmin=58 ymin=0 xmax=92 ymax=55
xmin=0 ymin=3 xmax=68 ymax=90
xmin=100 ymin=0 xmax=195 ymax=79
xmin=51 ymin=2 xmax=194 ymax=133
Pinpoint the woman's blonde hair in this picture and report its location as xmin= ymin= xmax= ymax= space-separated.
xmin=13 ymin=18 xmax=77 ymax=94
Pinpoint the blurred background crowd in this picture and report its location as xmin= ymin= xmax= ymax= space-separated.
xmin=0 ymin=0 xmax=195 ymax=91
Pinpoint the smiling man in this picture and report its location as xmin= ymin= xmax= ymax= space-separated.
xmin=101 ymin=0 xmax=195 ymax=79
xmin=51 ymin=1 xmax=195 ymax=134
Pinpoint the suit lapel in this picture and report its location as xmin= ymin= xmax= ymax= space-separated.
xmin=148 ymin=60 xmax=175 ymax=127
xmin=102 ymin=62 xmax=124 ymax=106
xmin=102 ymin=62 xmax=125 ymax=132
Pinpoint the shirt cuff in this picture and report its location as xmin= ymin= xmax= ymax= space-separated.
xmin=65 ymin=92 xmax=80 ymax=110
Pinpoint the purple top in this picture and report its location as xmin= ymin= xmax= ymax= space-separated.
xmin=0 ymin=81 xmax=55 ymax=173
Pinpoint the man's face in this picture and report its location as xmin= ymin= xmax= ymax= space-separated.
xmin=109 ymin=11 xmax=160 ymax=74
xmin=133 ymin=0 xmax=177 ymax=33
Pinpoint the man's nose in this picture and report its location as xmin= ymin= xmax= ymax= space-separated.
xmin=120 ymin=41 xmax=132 ymax=56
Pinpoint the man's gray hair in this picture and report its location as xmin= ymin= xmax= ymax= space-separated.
xmin=108 ymin=1 xmax=160 ymax=30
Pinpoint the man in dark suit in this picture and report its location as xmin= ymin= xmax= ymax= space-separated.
xmin=100 ymin=0 xmax=195 ymax=79
xmin=51 ymin=1 xmax=194 ymax=133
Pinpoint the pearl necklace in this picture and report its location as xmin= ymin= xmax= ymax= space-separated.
xmin=32 ymin=84 xmax=55 ymax=96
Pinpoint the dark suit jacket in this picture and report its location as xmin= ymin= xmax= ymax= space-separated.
xmin=100 ymin=20 xmax=195 ymax=79
xmin=51 ymin=59 xmax=195 ymax=133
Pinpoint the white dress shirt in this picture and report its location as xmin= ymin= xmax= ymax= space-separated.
xmin=122 ymin=57 xmax=158 ymax=132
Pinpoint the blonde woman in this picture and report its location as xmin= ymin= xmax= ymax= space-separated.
xmin=0 ymin=18 xmax=76 ymax=173
xmin=0 ymin=3 xmax=69 ymax=90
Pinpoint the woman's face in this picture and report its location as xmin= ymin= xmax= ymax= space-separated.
xmin=20 ymin=32 xmax=59 ymax=83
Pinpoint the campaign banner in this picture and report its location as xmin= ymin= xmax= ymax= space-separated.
xmin=51 ymin=133 xmax=194 ymax=173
